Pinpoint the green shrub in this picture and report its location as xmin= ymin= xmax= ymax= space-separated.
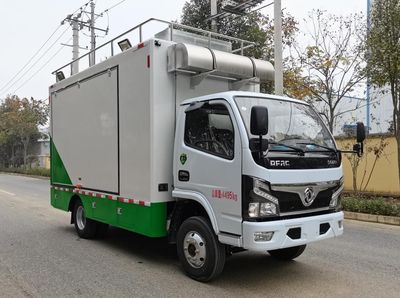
xmin=0 ymin=167 xmax=50 ymax=177
xmin=342 ymin=197 xmax=400 ymax=217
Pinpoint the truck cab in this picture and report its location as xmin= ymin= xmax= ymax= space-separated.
xmin=171 ymin=91 xmax=346 ymax=280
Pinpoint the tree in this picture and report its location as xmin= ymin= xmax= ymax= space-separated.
xmin=0 ymin=95 xmax=21 ymax=166
xmin=181 ymin=0 xmax=298 ymax=92
xmin=287 ymin=10 xmax=367 ymax=132
xmin=0 ymin=95 xmax=48 ymax=168
xmin=367 ymin=0 xmax=400 ymax=183
xmin=342 ymin=135 xmax=388 ymax=192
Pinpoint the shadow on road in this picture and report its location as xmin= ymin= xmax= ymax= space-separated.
xmin=58 ymin=225 xmax=314 ymax=287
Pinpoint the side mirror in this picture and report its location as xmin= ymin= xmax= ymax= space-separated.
xmin=356 ymin=122 xmax=366 ymax=143
xmin=250 ymin=106 xmax=268 ymax=136
xmin=340 ymin=122 xmax=366 ymax=157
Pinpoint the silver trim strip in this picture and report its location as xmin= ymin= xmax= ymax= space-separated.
xmin=280 ymin=207 xmax=331 ymax=217
xmin=271 ymin=180 xmax=341 ymax=188
xmin=271 ymin=179 xmax=342 ymax=208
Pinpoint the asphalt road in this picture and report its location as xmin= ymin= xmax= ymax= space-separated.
xmin=0 ymin=173 xmax=399 ymax=298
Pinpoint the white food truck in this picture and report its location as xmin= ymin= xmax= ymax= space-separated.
xmin=50 ymin=19 xmax=365 ymax=281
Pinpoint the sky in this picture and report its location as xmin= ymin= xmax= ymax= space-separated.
xmin=0 ymin=0 xmax=367 ymax=101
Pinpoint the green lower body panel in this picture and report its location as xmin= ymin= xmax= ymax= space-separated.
xmin=51 ymin=188 xmax=168 ymax=238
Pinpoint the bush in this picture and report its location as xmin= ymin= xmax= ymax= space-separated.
xmin=342 ymin=197 xmax=400 ymax=217
xmin=0 ymin=167 xmax=50 ymax=177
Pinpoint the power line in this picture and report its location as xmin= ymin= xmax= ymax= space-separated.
xmin=0 ymin=25 xmax=62 ymax=93
xmin=1 ymin=25 xmax=71 ymax=97
xmin=232 ymin=1 xmax=274 ymax=20
xmin=3 ymin=0 xmax=124 ymax=97
xmin=0 ymin=1 xmax=91 ymax=94
xmin=251 ymin=1 xmax=274 ymax=13
xmin=12 ymin=37 xmax=73 ymax=95
xmin=72 ymin=0 xmax=91 ymax=16
xmin=104 ymin=0 xmax=128 ymax=13
xmin=88 ymin=0 xmax=126 ymax=39
xmin=0 ymin=1 xmax=94 ymax=99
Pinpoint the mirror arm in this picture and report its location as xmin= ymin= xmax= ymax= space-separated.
xmin=339 ymin=142 xmax=364 ymax=157
xmin=339 ymin=150 xmax=358 ymax=154
xmin=358 ymin=142 xmax=364 ymax=157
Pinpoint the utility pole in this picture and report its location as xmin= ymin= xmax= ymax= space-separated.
xmin=71 ymin=16 xmax=80 ymax=75
xmin=62 ymin=0 xmax=108 ymax=75
xmin=63 ymin=13 xmax=84 ymax=75
xmin=274 ymin=0 xmax=283 ymax=95
xmin=366 ymin=0 xmax=373 ymax=131
xmin=89 ymin=0 xmax=96 ymax=66
xmin=210 ymin=0 xmax=218 ymax=32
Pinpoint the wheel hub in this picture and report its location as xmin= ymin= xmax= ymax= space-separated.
xmin=76 ymin=205 xmax=86 ymax=230
xmin=183 ymin=231 xmax=206 ymax=268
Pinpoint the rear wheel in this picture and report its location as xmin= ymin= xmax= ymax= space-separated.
xmin=177 ymin=216 xmax=226 ymax=282
xmin=268 ymin=245 xmax=306 ymax=260
xmin=73 ymin=200 xmax=97 ymax=239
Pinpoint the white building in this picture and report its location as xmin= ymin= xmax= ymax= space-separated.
xmin=311 ymin=89 xmax=392 ymax=136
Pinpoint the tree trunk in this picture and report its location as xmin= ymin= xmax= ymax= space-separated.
xmin=11 ymin=144 xmax=15 ymax=167
xmin=352 ymin=168 xmax=357 ymax=192
xmin=22 ymin=137 xmax=29 ymax=169
xmin=328 ymin=106 xmax=335 ymax=133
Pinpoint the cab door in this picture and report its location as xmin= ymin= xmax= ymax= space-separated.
xmin=174 ymin=99 xmax=242 ymax=235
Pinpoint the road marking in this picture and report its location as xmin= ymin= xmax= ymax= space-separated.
xmin=0 ymin=189 xmax=16 ymax=196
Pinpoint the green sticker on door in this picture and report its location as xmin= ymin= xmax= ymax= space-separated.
xmin=180 ymin=153 xmax=187 ymax=165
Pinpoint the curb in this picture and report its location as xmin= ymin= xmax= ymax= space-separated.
xmin=344 ymin=211 xmax=400 ymax=226
xmin=0 ymin=171 xmax=50 ymax=180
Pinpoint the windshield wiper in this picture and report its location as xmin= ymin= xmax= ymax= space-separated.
xmin=268 ymin=141 xmax=305 ymax=155
xmin=298 ymin=142 xmax=337 ymax=153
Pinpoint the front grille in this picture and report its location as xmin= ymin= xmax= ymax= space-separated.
xmin=272 ymin=187 xmax=336 ymax=214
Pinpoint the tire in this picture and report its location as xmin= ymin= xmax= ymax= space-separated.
xmin=176 ymin=216 xmax=226 ymax=282
xmin=73 ymin=200 xmax=97 ymax=239
xmin=268 ymin=245 xmax=306 ymax=260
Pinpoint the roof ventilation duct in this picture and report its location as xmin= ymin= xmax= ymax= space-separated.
xmin=168 ymin=43 xmax=274 ymax=88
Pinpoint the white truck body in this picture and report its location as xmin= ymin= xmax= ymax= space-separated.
xmin=50 ymin=19 xmax=349 ymax=281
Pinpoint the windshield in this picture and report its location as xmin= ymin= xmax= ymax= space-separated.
xmin=234 ymin=96 xmax=336 ymax=151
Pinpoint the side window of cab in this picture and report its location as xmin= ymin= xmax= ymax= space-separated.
xmin=184 ymin=102 xmax=234 ymax=160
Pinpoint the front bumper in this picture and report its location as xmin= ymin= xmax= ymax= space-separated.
xmin=242 ymin=211 xmax=344 ymax=251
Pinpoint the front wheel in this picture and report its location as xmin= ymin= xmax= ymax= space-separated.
xmin=268 ymin=245 xmax=306 ymax=260
xmin=176 ymin=216 xmax=226 ymax=282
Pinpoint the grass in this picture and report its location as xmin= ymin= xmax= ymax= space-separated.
xmin=0 ymin=167 xmax=50 ymax=177
xmin=342 ymin=196 xmax=400 ymax=217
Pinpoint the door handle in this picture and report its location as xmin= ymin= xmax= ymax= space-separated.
xmin=178 ymin=170 xmax=190 ymax=182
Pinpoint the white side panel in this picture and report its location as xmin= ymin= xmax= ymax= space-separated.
xmin=52 ymin=68 xmax=119 ymax=193
xmin=119 ymin=47 xmax=151 ymax=200
xmin=150 ymin=40 xmax=176 ymax=202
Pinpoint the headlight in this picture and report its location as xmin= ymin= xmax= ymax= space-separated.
xmin=330 ymin=184 xmax=344 ymax=208
xmin=248 ymin=202 xmax=260 ymax=217
xmin=247 ymin=178 xmax=279 ymax=217
xmin=260 ymin=202 xmax=277 ymax=216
